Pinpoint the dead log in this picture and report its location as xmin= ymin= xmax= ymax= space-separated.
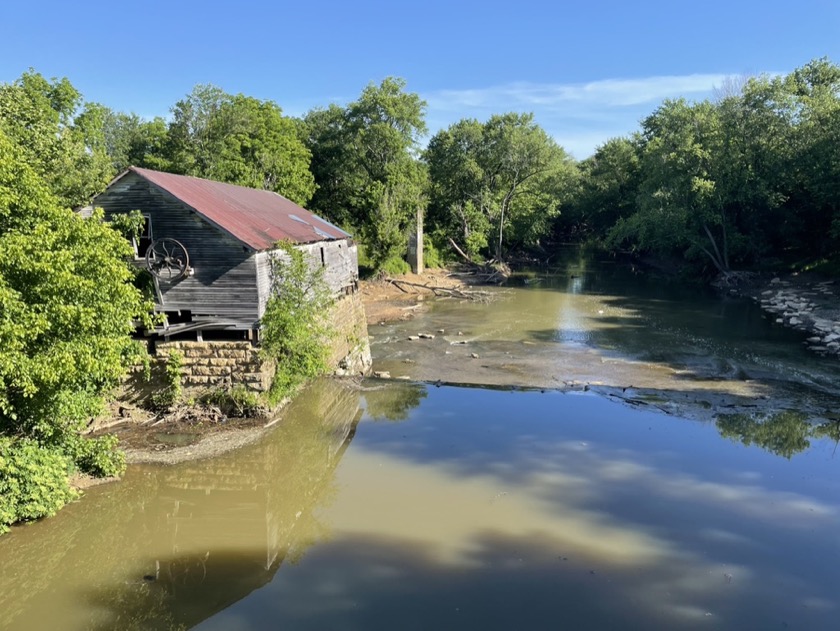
xmin=448 ymin=238 xmax=475 ymax=264
xmin=385 ymin=277 xmax=491 ymax=301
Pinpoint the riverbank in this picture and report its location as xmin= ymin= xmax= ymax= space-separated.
xmin=724 ymin=271 xmax=840 ymax=358
xmin=104 ymin=265 xmax=840 ymax=468
xmin=359 ymin=268 xmax=470 ymax=325
xmin=100 ymin=272 xmax=457 ymax=465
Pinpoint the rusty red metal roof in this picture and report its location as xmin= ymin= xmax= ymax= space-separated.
xmin=124 ymin=167 xmax=350 ymax=251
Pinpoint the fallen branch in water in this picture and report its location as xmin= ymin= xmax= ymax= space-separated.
xmin=385 ymin=277 xmax=491 ymax=301
xmin=446 ymin=238 xmax=510 ymax=285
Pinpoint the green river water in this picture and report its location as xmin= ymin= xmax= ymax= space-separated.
xmin=2 ymin=250 xmax=840 ymax=630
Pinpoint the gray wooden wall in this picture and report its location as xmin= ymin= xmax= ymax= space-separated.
xmin=95 ymin=173 xmax=261 ymax=327
xmin=256 ymin=240 xmax=359 ymax=318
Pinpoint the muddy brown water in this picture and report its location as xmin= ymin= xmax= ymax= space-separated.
xmin=2 ymin=250 xmax=840 ymax=630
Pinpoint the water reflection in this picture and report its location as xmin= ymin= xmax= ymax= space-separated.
xmin=1 ymin=382 xmax=839 ymax=630
xmin=717 ymin=411 xmax=840 ymax=458
xmin=0 ymin=379 xmax=363 ymax=631
xmin=361 ymin=381 xmax=427 ymax=422
xmin=201 ymin=385 xmax=840 ymax=631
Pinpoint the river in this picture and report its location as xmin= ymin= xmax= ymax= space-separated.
xmin=1 ymin=249 xmax=839 ymax=630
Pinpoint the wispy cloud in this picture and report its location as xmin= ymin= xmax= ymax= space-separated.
xmin=426 ymin=74 xmax=728 ymax=110
xmin=422 ymin=73 xmax=731 ymax=158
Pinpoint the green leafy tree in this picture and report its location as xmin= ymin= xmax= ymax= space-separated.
xmin=425 ymin=113 xmax=574 ymax=261
xmin=304 ymin=104 xmax=361 ymax=228
xmin=608 ymin=99 xmax=735 ymax=273
xmin=306 ymin=77 xmax=428 ymax=268
xmin=425 ymin=118 xmax=491 ymax=257
xmin=566 ymin=136 xmax=642 ymax=240
xmin=166 ymin=85 xmax=315 ymax=205
xmin=591 ymin=59 xmax=840 ymax=273
xmin=783 ymin=58 xmax=840 ymax=257
xmin=97 ymin=108 xmax=171 ymax=173
xmin=0 ymin=128 xmax=151 ymax=532
xmin=0 ymin=70 xmax=114 ymax=207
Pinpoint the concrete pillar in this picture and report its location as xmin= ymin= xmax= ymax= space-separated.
xmin=408 ymin=206 xmax=424 ymax=274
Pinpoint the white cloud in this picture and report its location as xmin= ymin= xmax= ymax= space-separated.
xmin=426 ymin=74 xmax=728 ymax=110
xmin=422 ymin=73 xmax=732 ymax=158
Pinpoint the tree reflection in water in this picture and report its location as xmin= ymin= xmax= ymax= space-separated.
xmin=0 ymin=379 xmax=365 ymax=631
xmin=362 ymin=382 xmax=427 ymax=421
xmin=716 ymin=410 xmax=840 ymax=458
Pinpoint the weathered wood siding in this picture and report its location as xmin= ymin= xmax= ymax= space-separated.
xmin=255 ymin=239 xmax=359 ymax=318
xmin=255 ymin=251 xmax=272 ymax=319
xmin=95 ymin=172 xmax=260 ymax=325
xmin=297 ymin=240 xmax=359 ymax=294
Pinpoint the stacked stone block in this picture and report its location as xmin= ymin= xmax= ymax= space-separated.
xmin=156 ymin=341 xmax=275 ymax=392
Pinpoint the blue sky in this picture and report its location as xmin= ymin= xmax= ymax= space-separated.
xmin=3 ymin=0 xmax=839 ymax=158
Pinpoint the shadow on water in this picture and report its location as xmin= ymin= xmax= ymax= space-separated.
xmin=0 ymin=379 xmax=365 ymax=631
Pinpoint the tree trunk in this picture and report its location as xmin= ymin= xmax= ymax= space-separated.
xmin=702 ymin=223 xmax=729 ymax=273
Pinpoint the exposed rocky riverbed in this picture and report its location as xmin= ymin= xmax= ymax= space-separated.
xmin=725 ymin=272 xmax=840 ymax=357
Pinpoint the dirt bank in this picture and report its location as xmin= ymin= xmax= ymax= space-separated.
xmin=94 ymin=397 xmax=283 ymax=466
xmin=359 ymin=268 xmax=470 ymax=325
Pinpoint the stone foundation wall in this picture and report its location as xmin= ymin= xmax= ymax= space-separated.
xmin=328 ymin=292 xmax=372 ymax=376
xmin=156 ymin=341 xmax=274 ymax=392
xmin=141 ymin=293 xmax=371 ymax=396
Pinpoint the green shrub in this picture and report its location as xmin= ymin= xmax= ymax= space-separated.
xmin=423 ymin=234 xmax=447 ymax=268
xmin=261 ymin=242 xmax=334 ymax=403
xmin=200 ymin=385 xmax=265 ymax=418
xmin=0 ymin=438 xmax=77 ymax=534
xmin=148 ymin=350 xmax=183 ymax=410
xmin=69 ymin=434 xmax=126 ymax=478
xmin=378 ymin=255 xmax=410 ymax=276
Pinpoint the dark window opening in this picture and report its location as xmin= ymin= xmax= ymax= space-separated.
xmin=134 ymin=215 xmax=153 ymax=258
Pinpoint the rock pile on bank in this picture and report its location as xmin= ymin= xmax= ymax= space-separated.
xmin=758 ymin=278 xmax=840 ymax=356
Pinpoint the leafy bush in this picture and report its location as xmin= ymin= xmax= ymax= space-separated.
xmin=148 ymin=350 xmax=183 ymax=410
xmin=423 ymin=234 xmax=447 ymax=268
xmin=261 ymin=242 xmax=334 ymax=403
xmin=68 ymin=434 xmax=126 ymax=478
xmin=0 ymin=438 xmax=77 ymax=534
xmin=200 ymin=385 xmax=265 ymax=418
xmin=378 ymin=255 xmax=410 ymax=276
xmin=0 ymin=125 xmax=150 ymax=533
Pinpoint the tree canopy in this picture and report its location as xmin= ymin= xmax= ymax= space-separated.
xmin=305 ymin=77 xmax=428 ymax=269
xmin=166 ymin=86 xmax=316 ymax=206
xmin=573 ymin=58 xmax=840 ymax=275
xmin=0 ymin=114 xmax=152 ymax=531
xmin=0 ymin=70 xmax=114 ymax=208
xmin=425 ymin=113 xmax=576 ymax=261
